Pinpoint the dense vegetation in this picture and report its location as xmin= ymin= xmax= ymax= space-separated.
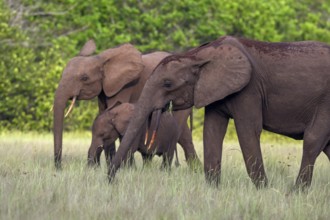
xmin=1 ymin=0 xmax=329 ymax=132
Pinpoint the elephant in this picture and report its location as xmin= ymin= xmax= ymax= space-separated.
xmin=88 ymin=103 xmax=180 ymax=169
xmin=53 ymin=40 xmax=201 ymax=169
xmin=108 ymin=35 xmax=330 ymax=190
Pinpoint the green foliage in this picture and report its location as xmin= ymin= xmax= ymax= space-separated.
xmin=1 ymin=0 xmax=329 ymax=131
xmin=0 ymin=2 xmax=64 ymax=130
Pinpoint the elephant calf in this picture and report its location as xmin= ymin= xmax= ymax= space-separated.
xmin=88 ymin=103 xmax=180 ymax=169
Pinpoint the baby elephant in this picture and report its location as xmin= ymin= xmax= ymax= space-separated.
xmin=88 ymin=103 xmax=180 ymax=169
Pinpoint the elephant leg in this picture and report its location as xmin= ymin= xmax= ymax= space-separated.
xmin=126 ymin=153 xmax=136 ymax=168
xmin=160 ymin=152 xmax=172 ymax=170
xmin=87 ymin=144 xmax=103 ymax=167
xmin=103 ymin=142 xmax=116 ymax=168
xmin=173 ymin=108 xmax=202 ymax=168
xmin=160 ymin=143 xmax=176 ymax=170
xmin=295 ymin=112 xmax=329 ymax=189
xmin=234 ymin=113 xmax=267 ymax=189
xmin=295 ymin=136 xmax=325 ymax=189
xmin=203 ymin=106 xmax=229 ymax=186
xmin=174 ymin=145 xmax=180 ymax=167
xmin=178 ymin=123 xmax=202 ymax=168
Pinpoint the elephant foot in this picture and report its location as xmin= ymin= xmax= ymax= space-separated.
xmin=251 ymin=177 xmax=268 ymax=189
xmin=87 ymin=156 xmax=101 ymax=168
xmin=291 ymin=181 xmax=311 ymax=193
xmin=108 ymin=166 xmax=117 ymax=184
xmin=286 ymin=184 xmax=309 ymax=195
xmin=87 ymin=161 xmax=100 ymax=169
xmin=55 ymin=161 xmax=62 ymax=171
xmin=159 ymin=162 xmax=172 ymax=172
xmin=205 ymin=172 xmax=220 ymax=188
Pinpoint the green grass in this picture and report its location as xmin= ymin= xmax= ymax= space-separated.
xmin=0 ymin=131 xmax=329 ymax=220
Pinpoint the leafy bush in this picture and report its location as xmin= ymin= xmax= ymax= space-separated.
xmin=0 ymin=0 xmax=329 ymax=132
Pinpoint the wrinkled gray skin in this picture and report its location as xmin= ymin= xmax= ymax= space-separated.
xmin=88 ymin=103 xmax=180 ymax=169
xmin=53 ymin=40 xmax=200 ymax=169
xmin=110 ymin=36 xmax=330 ymax=190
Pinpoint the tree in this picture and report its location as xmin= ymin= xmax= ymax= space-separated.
xmin=0 ymin=0 xmax=329 ymax=132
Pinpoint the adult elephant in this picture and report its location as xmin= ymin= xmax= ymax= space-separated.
xmin=53 ymin=40 xmax=200 ymax=169
xmin=109 ymin=36 xmax=330 ymax=189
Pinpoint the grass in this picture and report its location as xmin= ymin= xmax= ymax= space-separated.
xmin=0 ymin=131 xmax=329 ymax=220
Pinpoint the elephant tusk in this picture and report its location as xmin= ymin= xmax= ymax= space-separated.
xmin=65 ymin=96 xmax=77 ymax=118
xmin=146 ymin=109 xmax=161 ymax=150
xmin=49 ymin=105 xmax=54 ymax=112
xmin=147 ymin=131 xmax=157 ymax=150
xmin=144 ymin=129 xmax=149 ymax=145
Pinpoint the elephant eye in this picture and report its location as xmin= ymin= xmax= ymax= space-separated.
xmin=80 ymin=74 xmax=89 ymax=82
xmin=163 ymin=79 xmax=172 ymax=88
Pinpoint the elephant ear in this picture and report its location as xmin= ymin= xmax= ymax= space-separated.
xmin=194 ymin=44 xmax=252 ymax=108
xmin=79 ymin=40 xmax=96 ymax=56
xmin=112 ymin=104 xmax=135 ymax=136
xmin=102 ymin=44 xmax=144 ymax=98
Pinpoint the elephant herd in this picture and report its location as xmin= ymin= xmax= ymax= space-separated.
xmin=53 ymin=41 xmax=200 ymax=170
xmin=53 ymin=35 xmax=330 ymax=190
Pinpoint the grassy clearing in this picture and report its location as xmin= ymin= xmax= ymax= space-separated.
xmin=0 ymin=131 xmax=329 ymax=220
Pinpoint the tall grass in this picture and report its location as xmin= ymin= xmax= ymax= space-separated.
xmin=0 ymin=131 xmax=329 ymax=220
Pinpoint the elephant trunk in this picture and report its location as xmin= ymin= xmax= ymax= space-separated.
xmin=108 ymin=92 xmax=154 ymax=181
xmin=53 ymin=85 xmax=72 ymax=169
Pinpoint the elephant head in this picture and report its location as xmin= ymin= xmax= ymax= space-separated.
xmin=88 ymin=103 xmax=135 ymax=166
xmin=110 ymin=37 xmax=252 ymax=178
xmin=53 ymin=40 xmax=144 ymax=169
